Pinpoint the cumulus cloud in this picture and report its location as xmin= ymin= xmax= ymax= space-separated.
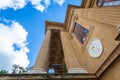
xmin=30 ymin=0 xmax=45 ymax=12
xmin=30 ymin=0 xmax=51 ymax=12
xmin=0 ymin=0 xmax=65 ymax=12
xmin=0 ymin=0 xmax=27 ymax=10
xmin=0 ymin=18 xmax=29 ymax=73
xmin=53 ymin=0 xmax=65 ymax=6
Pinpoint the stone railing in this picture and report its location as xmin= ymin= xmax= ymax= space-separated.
xmin=0 ymin=73 xmax=97 ymax=80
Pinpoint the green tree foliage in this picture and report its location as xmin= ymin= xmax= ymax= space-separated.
xmin=12 ymin=64 xmax=33 ymax=74
xmin=63 ymin=64 xmax=67 ymax=74
xmin=0 ymin=70 xmax=8 ymax=74
xmin=12 ymin=64 xmax=19 ymax=74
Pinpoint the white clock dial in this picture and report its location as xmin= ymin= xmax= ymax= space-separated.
xmin=87 ymin=39 xmax=103 ymax=58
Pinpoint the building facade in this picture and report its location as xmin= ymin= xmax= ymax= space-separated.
xmin=31 ymin=0 xmax=120 ymax=79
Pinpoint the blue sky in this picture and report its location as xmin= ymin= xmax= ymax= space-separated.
xmin=0 ymin=0 xmax=82 ymax=72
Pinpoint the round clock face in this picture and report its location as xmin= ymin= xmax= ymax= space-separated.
xmin=87 ymin=39 xmax=103 ymax=58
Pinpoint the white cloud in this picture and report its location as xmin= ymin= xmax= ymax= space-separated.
xmin=30 ymin=0 xmax=45 ymax=12
xmin=44 ymin=0 xmax=51 ymax=7
xmin=30 ymin=0 xmax=51 ymax=12
xmin=0 ymin=0 xmax=65 ymax=12
xmin=0 ymin=0 xmax=27 ymax=10
xmin=53 ymin=0 xmax=65 ymax=6
xmin=0 ymin=18 xmax=29 ymax=73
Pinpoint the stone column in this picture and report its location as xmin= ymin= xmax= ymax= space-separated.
xmin=30 ymin=29 xmax=51 ymax=73
xmin=61 ymin=31 xmax=88 ymax=73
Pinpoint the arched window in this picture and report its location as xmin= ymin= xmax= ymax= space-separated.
xmin=98 ymin=0 xmax=120 ymax=7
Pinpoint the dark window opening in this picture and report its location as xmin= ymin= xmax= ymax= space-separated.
xmin=73 ymin=23 xmax=89 ymax=44
xmin=48 ymin=29 xmax=66 ymax=74
xmin=115 ymin=33 xmax=120 ymax=40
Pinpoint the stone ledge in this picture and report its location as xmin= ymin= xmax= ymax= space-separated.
xmin=0 ymin=73 xmax=97 ymax=80
xmin=68 ymin=68 xmax=88 ymax=73
xmin=28 ymin=68 xmax=47 ymax=74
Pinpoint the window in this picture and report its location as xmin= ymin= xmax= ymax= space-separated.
xmin=98 ymin=0 xmax=120 ymax=7
xmin=73 ymin=23 xmax=89 ymax=44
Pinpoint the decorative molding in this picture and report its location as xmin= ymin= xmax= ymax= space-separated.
xmin=81 ymin=26 xmax=94 ymax=52
xmin=69 ymin=15 xmax=76 ymax=34
xmin=45 ymin=20 xmax=65 ymax=33
xmin=95 ymin=43 xmax=120 ymax=77
xmin=29 ymin=68 xmax=47 ymax=74
xmin=75 ymin=16 xmax=79 ymax=21
xmin=65 ymin=5 xmax=81 ymax=31
xmin=45 ymin=21 xmax=65 ymax=27
xmin=116 ymin=24 xmax=120 ymax=33
xmin=68 ymin=68 xmax=88 ymax=73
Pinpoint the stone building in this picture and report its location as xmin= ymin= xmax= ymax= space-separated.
xmin=31 ymin=0 xmax=120 ymax=79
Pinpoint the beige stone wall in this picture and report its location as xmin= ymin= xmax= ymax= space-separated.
xmin=99 ymin=56 xmax=120 ymax=80
xmin=74 ymin=8 xmax=120 ymax=26
xmin=67 ymin=6 xmax=120 ymax=73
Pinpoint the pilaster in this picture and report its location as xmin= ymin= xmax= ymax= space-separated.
xmin=61 ymin=31 xmax=88 ymax=73
xmin=31 ymin=29 xmax=51 ymax=73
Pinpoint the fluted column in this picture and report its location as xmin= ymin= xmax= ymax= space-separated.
xmin=61 ymin=31 xmax=88 ymax=73
xmin=31 ymin=29 xmax=51 ymax=73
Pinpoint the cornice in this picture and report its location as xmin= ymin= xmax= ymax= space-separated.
xmin=64 ymin=5 xmax=81 ymax=31
xmin=95 ymin=43 xmax=120 ymax=77
xmin=0 ymin=73 xmax=97 ymax=79
xmin=45 ymin=20 xmax=65 ymax=33
xmin=81 ymin=0 xmax=96 ymax=8
xmin=45 ymin=5 xmax=82 ymax=33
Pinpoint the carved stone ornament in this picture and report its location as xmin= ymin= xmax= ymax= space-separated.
xmin=87 ymin=38 xmax=103 ymax=58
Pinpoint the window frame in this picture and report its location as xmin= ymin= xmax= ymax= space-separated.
xmin=73 ymin=23 xmax=89 ymax=44
xmin=97 ymin=0 xmax=120 ymax=7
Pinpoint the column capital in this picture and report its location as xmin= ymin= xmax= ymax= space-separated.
xmin=47 ymin=28 xmax=52 ymax=31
